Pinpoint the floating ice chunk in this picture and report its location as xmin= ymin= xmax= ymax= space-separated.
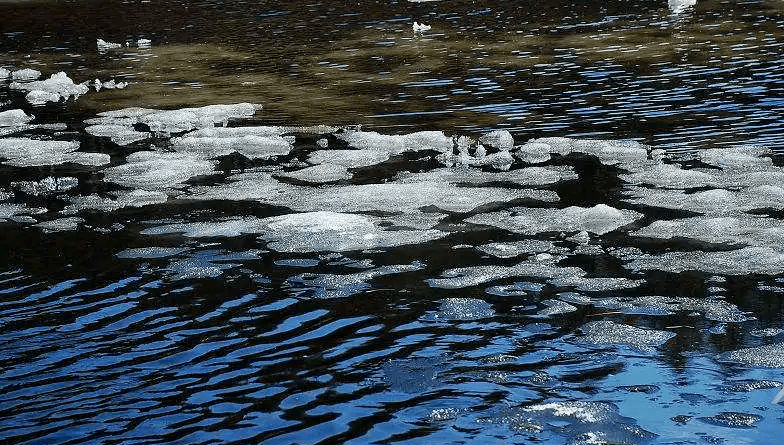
xmin=700 ymin=146 xmax=772 ymax=171
xmin=183 ymin=126 xmax=285 ymax=138
xmin=259 ymin=211 xmax=446 ymax=252
xmin=0 ymin=109 xmax=33 ymax=127
xmin=0 ymin=203 xmax=46 ymax=221
xmin=97 ymin=38 xmax=123 ymax=52
xmin=336 ymin=130 xmax=452 ymax=155
xmin=62 ymin=189 xmax=168 ymax=214
xmin=624 ymin=185 xmax=784 ymax=215
xmin=0 ymin=138 xmax=106 ymax=167
xmin=593 ymin=295 xmax=753 ymax=321
xmin=276 ymin=164 xmax=351 ymax=183
xmin=536 ymin=299 xmax=577 ymax=317
xmin=307 ymin=149 xmax=390 ymax=168
xmin=102 ymin=151 xmax=216 ymax=190
xmin=412 ymin=21 xmax=432 ymax=33
xmin=172 ymin=134 xmax=292 ymax=160
xmin=524 ymin=401 xmax=618 ymax=423
xmin=427 ymin=256 xmax=584 ymax=289
xmin=467 ymin=204 xmax=642 ymax=236
xmin=12 ymin=176 xmax=78 ymax=196
xmin=165 ymin=249 xmax=261 ymax=280
xmin=85 ymin=124 xmax=149 ymax=146
xmin=580 ymin=320 xmax=675 ymax=348
xmin=288 ymin=262 xmax=424 ymax=298
xmin=626 ymin=246 xmax=784 ymax=276
xmin=619 ymin=163 xmax=716 ymax=189
xmin=631 ymin=216 xmax=784 ymax=247
xmin=396 ymin=166 xmax=577 ymax=186
xmin=11 ymin=68 xmax=41 ymax=82
xmin=719 ymin=342 xmax=784 ymax=367
xmin=669 ymin=0 xmax=697 ymax=14
xmin=136 ymin=38 xmax=152 ymax=49
xmin=479 ymin=130 xmax=514 ymax=151
xmin=699 ymin=412 xmax=763 ymax=428
xmin=0 ymin=67 xmax=9 ymax=80
xmin=10 ymin=72 xmax=90 ymax=105
xmin=116 ymin=247 xmax=190 ymax=259
xmin=550 ymin=276 xmax=645 ymax=292
xmin=34 ymin=217 xmax=84 ymax=232
xmin=514 ymin=142 xmax=551 ymax=164
xmin=435 ymin=298 xmax=495 ymax=320
xmin=477 ymin=240 xmax=557 ymax=258
xmin=139 ymin=103 xmax=260 ymax=135
xmin=532 ymin=137 xmax=659 ymax=170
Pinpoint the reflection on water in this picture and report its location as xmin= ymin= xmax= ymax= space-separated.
xmin=2 ymin=0 xmax=784 ymax=444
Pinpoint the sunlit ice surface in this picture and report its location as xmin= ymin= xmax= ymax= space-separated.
xmin=2 ymin=1 xmax=784 ymax=444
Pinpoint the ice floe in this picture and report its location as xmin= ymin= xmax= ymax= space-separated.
xmin=531 ymin=137 xmax=662 ymax=170
xmin=0 ymin=138 xmax=109 ymax=167
xmin=395 ymin=165 xmax=577 ymax=186
xmin=0 ymin=203 xmax=46 ymax=222
xmin=434 ymin=298 xmax=495 ymax=320
xmin=719 ymin=342 xmax=784 ymax=367
xmin=116 ymin=247 xmax=190 ymax=259
xmin=288 ymin=262 xmax=424 ymax=298
xmin=427 ymin=255 xmax=584 ymax=289
xmin=580 ymin=320 xmax=675 ymax=348
xmin=513 ymin=142 xmax=552 ymax=164
xmin=12 ymin=176 xmax=78 ymax=196
xmin=623 ymin=185 xmax=784 ymax=215
xmin=476 ymin=240 xmax=559 ymax=258
xmin=34 ymin=217 xmax=84 ymax=232
xmin=102 ymin=151 xmax=216 ymax=190
xmin=336 ymin=129 xmax=452 ymax=155
xmin=466 ymin=204 xmax=642 ymax=236
xmin=536 ymin=299 xmax=577 ymax=317
xmin=0 ymin=67 xmax=9 ymax=80
xmin=142 ymin=211 xmax=448 ymax=252
xmin=478 ymin=130 xmax=514 ymax=151
xmin=10 ymin=68 xmax=41 ymax=82
xmin=172 ymin=133 xmax=292 ymax=160
xmin=631 ymin=215 xmax=784 ymax=247
xmin=307 ymin=149 xmax=390 ymax=168
xmin=0 ymin=109 xmax=33 ymax=127
xmin=97 ymin=38 xmax=123 ymax=52
xmin=276 ymin=164 xmax=351 ymax=184
xmin=10 ymin=72 xmax=90 ymax=105
xmin=584 ymin=295 xmax=753 ymax=322
xmin=625 ymin=246 xmax=784 ymax=276
xmin=61 ymin=190 xmax=168 ymax=214
xmin=85 ymin=124 xmax=149 ymax=146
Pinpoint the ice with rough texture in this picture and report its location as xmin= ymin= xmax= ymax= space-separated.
xmin=592 ymin=295 xmax=753 ymax=322
xmin=102 ymin=151 xmax=216 ymax=190
xmin=276 ymin=164 xmax=351 ymax=183
xmin=467 ymin=204 xmax=642 ymax=236
xmin=0 ymin=203 xmax=46 ymax=221
xmin=143 ymin=211 xmax=448 ymax=253
xmin=580 ymin=320 xmax=675 ymax=349
xmin=62 ymin=190 xmax=168 ymax=214
xmin=626 ymin=246 xmax=784 ymax=276
xmin=85 ymin=124 xmax=149 ymax=146
xmin=165 ymin=250 xmax=262 ymax=281
xmin=513 ymin=142 xmax=552 ymax=164
xmin=623 ymin=185 xmax=784 ymax=215
xmin=395 ymin=166 xmax=577 ymax=186
xmin=141 ymin=103 xmax=259 ymax=134
xmin=536 ymin=299 xmax=577 ymax=317
xmin=11 ymin=68 xmax=41 ymax=82
xmin=479 ymin=130 xmax=514 ymax=151
xmin=0 ymin=67 xmax=9 ymax=80
xmin=97 ymin=38 xmax=122 ymax=52
xmin=0 ymin=138 xmax=109 ymax=167
xmin=699 ymin=412 xmax=763 ymax=428
xmin=10 ymin=72 xmax=90 ymax=105
xmin=631 ymin=216 xmax=784 ymax=247
xmin=307 ymin=149 xmax=390 ymax=168
xmin=427 ymin=255 xmax=585 ymax=289
xmin=0 ymin=110 xmax=33 ymax=127
xmin=12 ymin=176 xmax=78 ymax=196
xmin=531 ymin=137 xmax=661 ymax=170
xmin=699 ymin=146 xmax=773 ymax=171
xmin=288 ymin=262 xmax=424 ymax=298
xmin=116 ymin=247 xmax=190 ymax=259
xmin=34 ymin=217 xmax=84 ymax=232
xmin=619 ymin=163 xmax=716 ymax=189
xmin=550 ymin=276 xmax=645 ymax=292
xmin=476 ymin=240 xmax=558 ymax=258
xmin=336 ymin=129 xmax=452 ymax=155
xmin=172 ymin=134 xmax=292 ymax=160
xmin=435 ymin=298 xmax=495 ymax=320
xmin=719 ymin=343 xmax=784 ymax=367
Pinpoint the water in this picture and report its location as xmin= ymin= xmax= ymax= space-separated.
xmin=2 ymin=0 xmax=784 ymax=443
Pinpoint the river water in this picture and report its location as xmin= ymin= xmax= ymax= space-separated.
xmin=2 ymin=0 xmax=784 ymax=444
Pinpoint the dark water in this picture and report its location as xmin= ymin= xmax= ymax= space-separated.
xmin=2 ymin=1 xmax=784 ymax=444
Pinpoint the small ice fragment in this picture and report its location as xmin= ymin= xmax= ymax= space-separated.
xmin=289 ymin=262 xmax=423 ymax=298
xmin=307 ymin=149 xmax=390 ymax=168
xmin=12 ymin=176 xmax=78 ymax=196
xmin=11 ymin=68 xmax=41 ymax=82
xmin=514 ymin=142 xmax=551 ymax=164
xmin=102 ymin=151 xmax=216 ymax=190
xmin=719 ymin=342 xmax=784 ymax=367
xmin=116 ymin=247 xmax=189 ymax=259
xmin=62 ymin=189 xmax=167 ymax=214
xmin=580 ymin=320 xmax=675 ymax=348
xmin=85 ymin=124 xmax=149 ymax=146
xmin=172 ymin=134 xmax=292 ymax=160
xmin=479 ymin=130 xmax=514 ymax=151
xmin=336 ymin=130 xmax=451 ymax=155
xmin=10 ymin=72 xmax=90 ymax=105
xmin=0 ymin=109 xmax=33 ymax=127
xmin=536 ymin=299 xmax=577 ymax=317
xmin=436 ymin=298 xmax=494 ymax=320
xmin=413 ymin=21 xmax=432 ymax=33
xmin=0 ymin=202 xmax=47 ymax=221
xmin=476 ymin=240 xmax=556 ymax=258
xmin=136 ymin=38 xmax=152 ymax=49
xmin=669 ymin=0 xmax=697 ymax=14
xmin=97 ymin=38 xmax=123 ymax=52
xmin=276 ymin=164 xmax=351 ymax=184
xmin=0 ymin=67 xmax=9 ymax=80
xmin=427 ymin=257 xmax=585 ymax=289
xmin=34 ymin=217 xmax=84 ymax=232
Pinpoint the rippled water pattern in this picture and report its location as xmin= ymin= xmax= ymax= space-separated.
xmin=3 ymin=0 xmax=784 ymax=444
